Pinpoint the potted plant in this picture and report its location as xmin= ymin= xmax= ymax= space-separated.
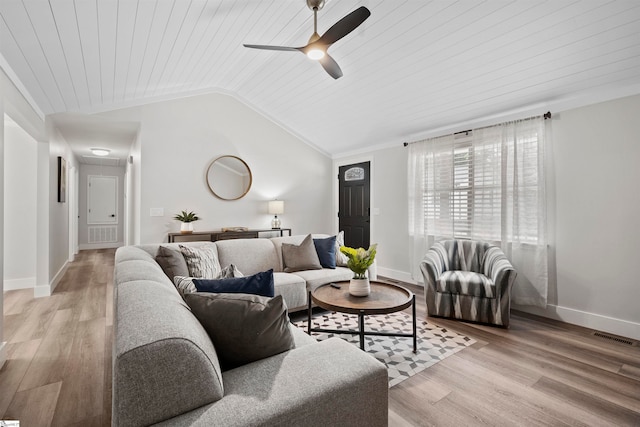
xmin=174 ymin=210 xmax=200 ymax=234
xmin=339 ymin=244 xmax=377 ymax=296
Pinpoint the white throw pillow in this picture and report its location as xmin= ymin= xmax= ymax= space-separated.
xmin=335 ymin=231 xmax=349 ymax=266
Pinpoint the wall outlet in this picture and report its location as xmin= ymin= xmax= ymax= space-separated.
xmin=150 ymin=208 xmax=164 ymax=217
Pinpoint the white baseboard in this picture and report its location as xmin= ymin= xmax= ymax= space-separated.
xmin=34 ymin=260 xmax=69 ymax=298
xmin=78 ymin=242 xmax=123 ymax=251
xmin=377 ymin=267 xmax=420 ymax=286
xmin=513 ymin=303 xmax=640 ymax=341
xmin=0 ymin=341 xmax=6 ymax=370
xmin=3 ymin=277 xmax=36 ymax=291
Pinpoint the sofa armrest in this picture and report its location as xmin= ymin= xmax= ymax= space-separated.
xmin=155 ymin=338 xmax=389 ymax=427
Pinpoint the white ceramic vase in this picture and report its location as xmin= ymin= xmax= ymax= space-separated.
xmin=349 ymin=278 xmax=370 ymax=297
xmin=180 ymin=222 xmax=194 ymax=234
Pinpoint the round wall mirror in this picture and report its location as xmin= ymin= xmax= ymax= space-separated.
xmin=206 ymin=155 xmax=253 ymax=200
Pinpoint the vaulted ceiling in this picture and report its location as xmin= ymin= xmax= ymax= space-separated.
xmin=2 ymin=0 xmax=640 ymax=158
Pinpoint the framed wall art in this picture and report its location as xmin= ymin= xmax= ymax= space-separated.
xmin=57 ymin=156 xmax=66 ymax=203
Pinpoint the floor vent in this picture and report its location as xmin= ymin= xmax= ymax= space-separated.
xmin=88 ymin=226 xmax=117 ymax=244
xmin=592 ymin=331 xmax=635 ymax=346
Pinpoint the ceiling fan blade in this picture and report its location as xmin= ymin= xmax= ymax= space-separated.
xmin=317 ymin=6 xmax=371 ymax=46
xmin=243 ymin=44 xmax=301 ymax=52
xmin=319 ymin=54 xmax=343 ymax=79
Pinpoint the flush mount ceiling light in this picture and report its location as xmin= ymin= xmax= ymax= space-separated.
xmin=91 ymin=148 xmax=110 ymax=156
xmin=243 ymin=0 xmax=370 ymax=79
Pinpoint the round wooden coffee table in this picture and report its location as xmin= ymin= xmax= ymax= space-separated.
xmin=307 ymin=281 xmax=417 ymax=352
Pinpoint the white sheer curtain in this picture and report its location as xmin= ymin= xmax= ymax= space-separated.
xmin=408 ymin=116 xmax=548 ymax=307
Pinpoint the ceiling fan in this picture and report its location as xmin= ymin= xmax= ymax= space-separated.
xmin=243 ymin=0 xmax=371 ymax=79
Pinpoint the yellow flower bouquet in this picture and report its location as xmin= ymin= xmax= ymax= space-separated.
xmin=339 ymin=244 xmax=377 ymax=279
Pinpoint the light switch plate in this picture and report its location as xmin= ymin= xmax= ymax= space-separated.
xmin=372 ymin=208 xmax=380 ymax=215
xmin=150 ymin=208 xmax=164 ymax=217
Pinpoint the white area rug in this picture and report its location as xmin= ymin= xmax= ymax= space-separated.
xmin=293 ymin=311 xmax=475 ymax=387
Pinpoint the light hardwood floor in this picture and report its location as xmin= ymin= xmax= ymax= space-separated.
xmin=1 ymin=249 xmax=639 ymax=426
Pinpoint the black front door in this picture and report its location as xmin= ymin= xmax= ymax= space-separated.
xmin=338 ymin=161 xmax=370 ymax=249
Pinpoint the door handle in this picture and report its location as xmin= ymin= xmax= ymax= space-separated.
xmin=110 ymin=214 xmax=116 ymax=217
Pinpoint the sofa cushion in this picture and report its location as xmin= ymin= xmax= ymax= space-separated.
xmin=215 ymin=238 xmax=280 ymax=275
xmin=180 ymin=244 xmax=222 ymax=278
xmin=155 ymin=246 xmax=189 ymax=280
xmin=273 ymin=272 xmax=307 ymax=311
xmin=184 ymin=293 xmax=295 ymax=370
xmin=193 ymin=269 xmax=275 ymax=298
xmin=314 ymin=235 xmax=337 ymax=269
xmin=437 ymin=270 xmax=495 ymax=298
xmin=282 ymin=234 xmax=322 ymax=273
xmin=293 ymin=267 xmax=353 ymax=292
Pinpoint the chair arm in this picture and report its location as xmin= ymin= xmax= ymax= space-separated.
xmin=484 ymin=247 xmax=517 ymax=296
xmin=420 ymin=246 xmax=447 ymax=289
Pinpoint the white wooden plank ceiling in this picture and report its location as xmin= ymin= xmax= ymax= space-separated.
xmin=1 ymin=0 xmax=640 ymax=157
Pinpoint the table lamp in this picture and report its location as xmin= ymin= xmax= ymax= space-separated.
xmin=268 ymin=200 xmax=284 ymax=229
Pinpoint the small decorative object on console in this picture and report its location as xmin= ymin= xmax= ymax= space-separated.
xmin=340 ymin=244 xmax=378 ymax=297
xmin=174 ymin=210 xmax=200 ymax=234
xmin=221 ymin=227 xmax=249 ymax=232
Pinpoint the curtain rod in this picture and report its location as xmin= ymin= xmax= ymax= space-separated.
xmin=402 ymin=111 xmax=551 ymax=147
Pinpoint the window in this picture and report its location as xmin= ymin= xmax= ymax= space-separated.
xmin=408 ymin=115 xmax=549 ymax=306
xmin=410 ymin=119 xmax=545 ymax=245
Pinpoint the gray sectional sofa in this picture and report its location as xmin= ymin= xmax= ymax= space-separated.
xmin=113 ymin=234 xmax=388 ymax=426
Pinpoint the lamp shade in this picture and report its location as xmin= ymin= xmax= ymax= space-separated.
xmin=268 ymin=200 xmax=284 ymax=215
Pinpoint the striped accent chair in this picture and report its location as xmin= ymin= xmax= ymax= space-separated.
xmin=420 ymin=240 xmax=517 ymax=327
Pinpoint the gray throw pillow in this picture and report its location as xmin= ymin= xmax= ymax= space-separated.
xmin=282 ymin=234 xmax=322 ymax=273
xmin=184 ymin=293 xmax=295 ymax=370
xmin=155 ymin=246 xmax=189 ymax=280
xmin=179 ymin=244 xmax=222 ymax=278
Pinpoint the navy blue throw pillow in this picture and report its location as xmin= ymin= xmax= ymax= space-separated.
xmin=313 ymin=236 xmax=337 ymax=269
xmin=193 ymin=269 xmax=275 ymax=297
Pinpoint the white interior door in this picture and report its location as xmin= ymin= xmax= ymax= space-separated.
xmin=88 ymin=175 xmax=118 ymax=224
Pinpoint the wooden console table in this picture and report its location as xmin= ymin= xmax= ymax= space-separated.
xmin=168 ymin=228 xmax=292 ymax=243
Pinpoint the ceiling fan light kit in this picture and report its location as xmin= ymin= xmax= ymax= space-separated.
xmin=243 ymin=0 xmax=371 ymax=79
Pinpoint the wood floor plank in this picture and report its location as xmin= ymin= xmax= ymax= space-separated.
xmin=51 ymin=317 xmax=106 ymax=426
xmin=9 ymin=295 xmax=63 ymax=344
xmin=2 ymin=289 xmax=33 ymax=316
xmin=532 ymin=376 xmax=640 ymax=426
xmin=4 ymin=381 xmax=62 ymax=426
xmin=17 ymin=309 xmax=77 ymax=392
xmin=0 ymin=339 xmax=41 ymax=417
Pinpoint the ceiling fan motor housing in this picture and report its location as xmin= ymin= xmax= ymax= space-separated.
xmin=306 ymin=0 xmax=325 ymax=11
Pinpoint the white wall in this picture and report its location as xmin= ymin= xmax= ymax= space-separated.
xmin=335 ymin=94 xmax=640 ymax=340
xmin=78 ymin=164 xmax=126 ymax=249
xmin=46 ymin=125 xmax=76 ymax=294
xmin=0 ymin=65 xmax=47 ymax=367
xmin=99 ymin=92 xmax=333 ymax=243
xmin=515 ymin=94 xmax=640 ymax=339
xmin=3 ymin=116 xmax=37 ymax=289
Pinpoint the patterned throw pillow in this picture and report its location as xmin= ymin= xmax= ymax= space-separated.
xmin=335 ymin=231 xmax=349 ymax=266
xmin=179 ymin=244 xmax=222 ymax=278
xmin=174 ymin=264 xmax=243 ymax=294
